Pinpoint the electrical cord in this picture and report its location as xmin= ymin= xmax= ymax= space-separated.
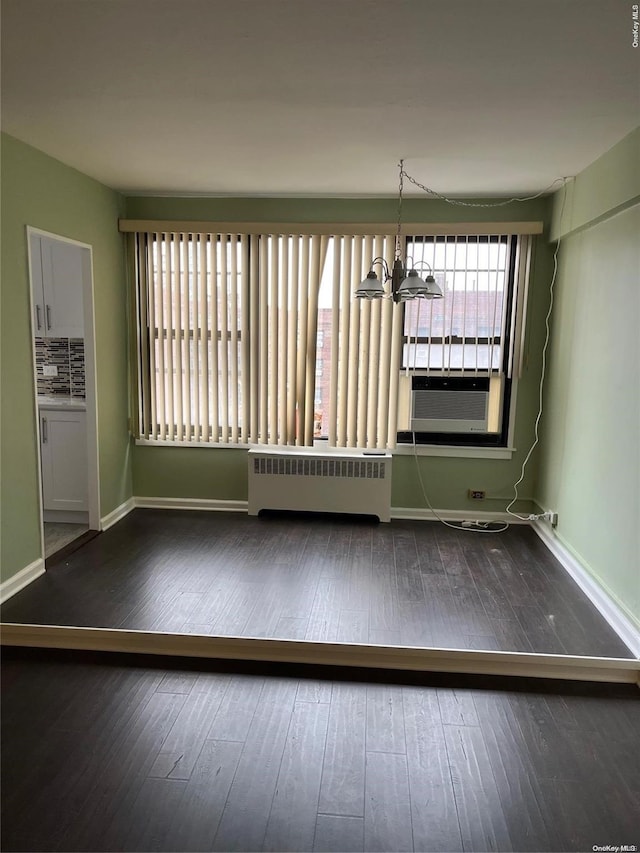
xmin=505 ymin=178 xmax=568 ymax=522
xmin=401 ymin=169 xmax=570 ymax=531
xmin=411 ymin=431 xmax=509 ymax=534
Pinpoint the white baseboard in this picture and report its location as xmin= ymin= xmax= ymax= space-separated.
xmin=532 ymin=520 xmax=640 ymax=659
xmin=391 ymin=507 xmax=528 ymax=524
xmin=131 ymin=499 xmax=525 ymax=525
xmin=0 ymin=559 xmax=45 ymax=604
xmin=101 ymin=497 xmax=136 ymax=531
xmin=134 ymin=496 xmax=248 ymax=513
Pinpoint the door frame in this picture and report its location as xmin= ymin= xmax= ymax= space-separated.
xmin=26 ymin=226 xmax=101 ymax=551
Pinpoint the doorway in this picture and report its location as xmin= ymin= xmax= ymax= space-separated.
xmin=27 ymin=227 xmax=100 ymax=561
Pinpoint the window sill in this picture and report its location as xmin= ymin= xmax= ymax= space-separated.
xmin=135 ymin=437 xmax=514 ymax=459
xmin=393 ymin=444 xmax=515 ymax=459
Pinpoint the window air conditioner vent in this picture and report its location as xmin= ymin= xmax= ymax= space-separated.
xmin=411 ymin=376 xmax=490 ymax=433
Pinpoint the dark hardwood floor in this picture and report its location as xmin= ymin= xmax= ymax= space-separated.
xmin=0 ymin=508 xmax=633 ymax=658
xmin=1 ymin=651 xmax=638 ymax=852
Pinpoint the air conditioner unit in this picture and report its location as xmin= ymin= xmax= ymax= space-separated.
xmin=410 ymin=376 xmax=490 ymax=433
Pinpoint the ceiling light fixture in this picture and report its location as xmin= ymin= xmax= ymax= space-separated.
xmin=355 ymin=159 xmax=443 ymax=303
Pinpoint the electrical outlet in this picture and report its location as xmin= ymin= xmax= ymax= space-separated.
xmin=468 ymin=489 xmax=485 ymax=500
xmin=549 ymin=511 xmax=558 ymax=527
xmin=43 ymin=365 xmax=58 ymax=377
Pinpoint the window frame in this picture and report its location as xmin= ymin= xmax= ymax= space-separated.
xmin=397 ymin=233 xmax=519 ymax=449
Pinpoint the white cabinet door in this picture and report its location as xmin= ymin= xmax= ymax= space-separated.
xmin=40 ymin=409 xmax=88 ymax=511
xmin=30 ymin=235 xmax=85 ymax=339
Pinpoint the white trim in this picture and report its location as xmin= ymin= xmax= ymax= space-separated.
xmin=121 ymin=497 xmax=532 ymax=526
xmin=532 ymin=519 xmax=640 ymax=659
xmin=135 ymin=437 xmax=515 ymax=459
xmin=0 ymin=560 xmax=45 ymax=604
xmin=130 ymin=498 xmax=526 ymax=524
xmin=100 ymin=497 xmax=136 ymax=531
xmin=134 ymin=496 xmax=248 ymax=513
xmin=393 ymin=444 xmax=515 ymax=459
xmin=391 ymin=507 xmax=529 ymax=524
xmin=1 ymin=624 xmax=637 ymax=684
xmin=26 ymin=227 xmax=102 ymax=544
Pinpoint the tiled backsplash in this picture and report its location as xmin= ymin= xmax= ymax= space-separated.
xmin=35 ymin=337 xmax=85 ymax=397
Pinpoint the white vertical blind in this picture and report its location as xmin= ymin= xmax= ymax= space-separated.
xmin=136 ymin=231 xmax=329 ymax=446
xmin=323 ymin=233 xmax=399 ymax=450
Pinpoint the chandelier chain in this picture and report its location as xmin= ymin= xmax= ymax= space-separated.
xmin=395 ymin=159 xmax=405 ymax=260
xmin=400 ymin=168 xmax=567 ymax=208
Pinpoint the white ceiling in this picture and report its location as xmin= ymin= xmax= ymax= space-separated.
xmin=1 ymin=0 xmax=638 ymax=197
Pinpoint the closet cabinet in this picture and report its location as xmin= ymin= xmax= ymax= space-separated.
xmin=40 ymin=408 xmax=88 ymax=512
xmin=30 ymin=233 xmax=84 ymax=338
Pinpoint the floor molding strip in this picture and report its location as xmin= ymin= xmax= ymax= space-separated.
xmin=0 ymin=560 xmax=45 ymax=605
xmin=532 ymin=519 xmax=640 ymax=659
xmin=1 ymin=624 xmax=638 ymax=685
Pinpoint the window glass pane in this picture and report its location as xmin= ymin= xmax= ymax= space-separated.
xmin=403 ymin=236 xmax=508 ymax=372
xmin=314 ymin=238 xmax=335 ymax=437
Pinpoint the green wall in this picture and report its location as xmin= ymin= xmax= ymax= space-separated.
xmin=1 ymin=134 xmax=132 ymax=583
xmin=128 ymin=194 xmax=553 ymax=515
xmin=536 ymin=130 xmax=640 ymax=627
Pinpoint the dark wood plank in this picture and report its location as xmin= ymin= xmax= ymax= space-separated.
xmin=402 ymin=687 xmax=463 ymax=852
xmin=366 ymin=685 xmax=406 ymax=754
xmin=437 ymin=687 xmax=480 ymax=727
xmin=104 ymin=776 xmax=188 ymax=852
xmin=162 ymin=739 xmax=244 ymax=852
xmin=297 ymin=678 xmax=332 ymax=704
xmin=337 ymin=609 xmax=369 ymax=643
xmin=262 ymin=700 xmax=330 ymax=852
xmin=305 ymin=577 xmax=343 ymax=642
xmin=443 ymin=723 xmax=514 ymax=852
xmin=364 ymin=751 xmax=413 ymax=853
xmin=206 ymin=674 xmax=266 ymax=742
xmin=393 ymin=527 xmax=426 ymax=603
xmin=512 ymin=603 xmax=569 ymax=655
xmin=148 ymin=678 xmax=230 ymax=780
xmin=472 ymin=690 xmax=557 ymax=851
xmin=318 ymin=683 xmax=367 ymax=818
xmin=57 ymin=690 xmax=188 ymax=851
xmin=314 ymin=814 xmax=364 ymax=852
xmin=210 ymin=678 xmax=298 ymax=851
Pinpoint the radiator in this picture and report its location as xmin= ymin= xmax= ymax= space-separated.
xmin=248 ymin=448 xmax=392 ymax=522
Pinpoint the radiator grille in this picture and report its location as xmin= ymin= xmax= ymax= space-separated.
xmin=253 ymin=457 xmax=387 ymax=479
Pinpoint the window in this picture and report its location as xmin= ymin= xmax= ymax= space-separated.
xmin=402 ymin=235 xmax=513 ymax=373
xmin=133 ymin=227 xmax=532 ymax=451
xmin=398 ymin=234 xmax=526 ymax=448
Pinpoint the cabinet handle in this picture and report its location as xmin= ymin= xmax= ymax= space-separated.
xmin=45 ymin=305 xmax=52 ymax=330
xmin=42 ymin=417 xmax=48 ymax=443
xmin=35 ymin=305 xmax=42 ymax=331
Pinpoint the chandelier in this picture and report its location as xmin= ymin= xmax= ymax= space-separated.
xmin=355 ymin=159 xmax=443 ymax=302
